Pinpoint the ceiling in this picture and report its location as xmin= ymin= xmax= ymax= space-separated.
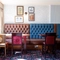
xmin=0 ymin=0 xmax=60 ymax=5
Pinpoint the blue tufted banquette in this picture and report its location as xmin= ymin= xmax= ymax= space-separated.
xmin=30 ymin=24 xmax=54 ymax=39
xmin=57 ymin=24 xmax=60 ymax=38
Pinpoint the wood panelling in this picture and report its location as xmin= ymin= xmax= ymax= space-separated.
xmin=54 ymin=24 xmax=57 ymax=33
xmin=6 ymin=39 xmax=60 ymax=50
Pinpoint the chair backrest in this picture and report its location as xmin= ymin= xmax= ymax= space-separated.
xmin=12 ymin=33 xmax=22 ymax=45
xmin=45 ymin=33 xmax=56 ymax=45
xmin=0 ymin=35 xmax=6 ymax=43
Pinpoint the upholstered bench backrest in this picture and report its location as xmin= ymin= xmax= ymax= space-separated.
xmin=57 ymin=24 xmax=60 ymax=38
xmin=4 ymin=24 xmax=30 ymax=34
xmin=30 ymin=24 xmax=54 ymax=39
xmin=4 ymin=24 xmax=55 ymax=39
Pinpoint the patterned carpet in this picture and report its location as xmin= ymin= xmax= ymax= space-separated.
xmin=0 ymin=50 xmax=60 ymax=60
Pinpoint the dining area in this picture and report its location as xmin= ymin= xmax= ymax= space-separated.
xmin=0 ymin=0 xmax=60 ymax=59
xmin=0 ymin=23 xmax=60 ymax=60
xmin=0 ymin=33 xmax=60 ymax=60
xmin=0 ymin=32 xmax=60 ymax=57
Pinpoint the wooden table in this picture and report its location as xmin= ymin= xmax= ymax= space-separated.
xmin=40 ymin=34 xmax=60 ymax=42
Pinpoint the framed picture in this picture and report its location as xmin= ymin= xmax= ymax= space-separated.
xmin=15 ymin=16 xmax=23 ymax=23
xmin=29 ymin=13 xmax=35 ymax=21
xmin=17 ymin=6 xmax=24 ymax=15
xmin=28 ymin=7 xmax=34 ymax=13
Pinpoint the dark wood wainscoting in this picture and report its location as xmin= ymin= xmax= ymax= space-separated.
xmin=6 ymin=39 xmax=60 ymax=51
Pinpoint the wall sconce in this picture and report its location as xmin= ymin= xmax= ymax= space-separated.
xmin=25 ymin=12 xmax=27 ymax=15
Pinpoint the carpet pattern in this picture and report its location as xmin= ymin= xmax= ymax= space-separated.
xmin=0 ymin=50 xmax=60 ymax=60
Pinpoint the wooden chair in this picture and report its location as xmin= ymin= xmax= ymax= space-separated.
xmin=22 ymin=36 xmax=27 ymax=53
xmin=12 ymin=33 xmax=23 ymax=55
xmin=42 ymin=33 xmax=56 ymax=57
xmin=0 ymin=35 xmax=6 ymax=56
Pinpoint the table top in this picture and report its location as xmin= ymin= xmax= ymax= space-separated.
xmin=5 ymin=34 xmax=30 ymax=36
xmin=40 ymin=34 xmax=58 ymax=36
xmin=39 ymin=34 xmax=60 ymax=42
xmin=0 ymin=34 xmax=60 ymax=42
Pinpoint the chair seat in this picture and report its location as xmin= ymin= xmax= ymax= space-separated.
xmin=0 ymin=43 xmax=5 ymax=45
xmin=0 ymin=43 xmax=6 ymax=47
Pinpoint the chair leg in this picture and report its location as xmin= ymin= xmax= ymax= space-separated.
xmin=53 ymin=45 xmax=56 ymax=58
xmin=11 ymin=46 xmax=13 ymax=56
xmin=24 ymin=43 xmax=27 ymax=54
xmin=5 ymin=47 xmax=6 ymax=57
xmin=42 ymin=45 xmax=44 ymax=54
xmin=44 ymin=45 xmax=46 ymax=58
xmin=42 ymin=45 xmax=46 ymax=54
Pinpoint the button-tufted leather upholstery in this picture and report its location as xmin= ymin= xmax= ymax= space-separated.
xmin=57 ymin=24 xmax=60 ymax=38
xmin=4 ymin=24 xmax=30 ymax=34
xmin=4 ymin=24 xmax=55 ymax=39
xmin=30 ymin=24 xmax=54 ymax=39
